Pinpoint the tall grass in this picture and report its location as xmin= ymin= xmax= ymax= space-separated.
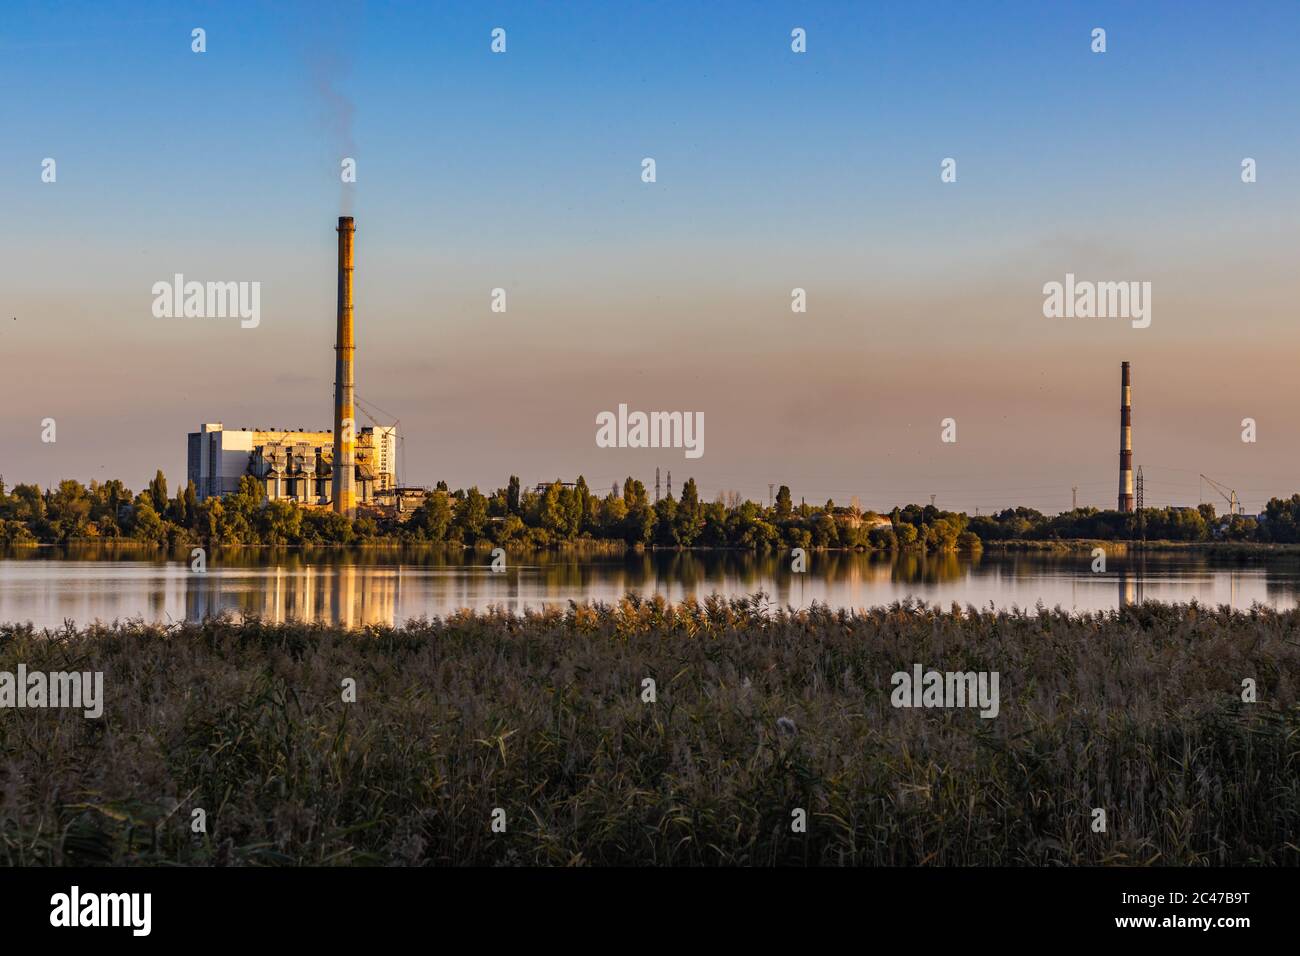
xmin=1 ymin=596 xmax=1297 ymax=866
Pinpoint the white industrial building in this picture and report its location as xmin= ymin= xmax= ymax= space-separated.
xmin=187 ymin=422 xmax=397 ymax=506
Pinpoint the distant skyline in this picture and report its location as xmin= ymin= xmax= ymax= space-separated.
xmin=3 ymin=1 xmax=1299 ymax=513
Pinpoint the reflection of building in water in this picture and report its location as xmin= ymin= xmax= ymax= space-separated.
xmin=1118 ymin=556 xmax=1147 ymax=607
xmin=1118 ymin=570 xmax=1138 ymax=607
xmin=185 ymin=564 xmax=399 ymax=627
xmin=185 ymin=572 xmax=223 ymax=622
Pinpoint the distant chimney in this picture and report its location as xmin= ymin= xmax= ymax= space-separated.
xmin=332 ymin=217 xmax=357 ymax=518
xmin=1118 ymin=361 xmax=1134 ymax=512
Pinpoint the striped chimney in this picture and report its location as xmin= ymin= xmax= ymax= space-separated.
xmin=332 ymin=216 xmax=357 ymax=519
xmin=1118 ymin=361 xmax=1134 ymax=513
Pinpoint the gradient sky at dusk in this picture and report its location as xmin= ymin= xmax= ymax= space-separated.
xmin=3 ymin=1 xmax=1299 ymax=513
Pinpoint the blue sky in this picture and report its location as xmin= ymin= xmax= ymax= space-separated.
xmin=2 ymin=1 xmax=1298 ymax=511
xmin=7 ymin=0 xmax=1296 ymax=243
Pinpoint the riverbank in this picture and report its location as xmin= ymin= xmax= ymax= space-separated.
xmin=13 ymin=536 xmax=1300 ymax=558
xmin=986 ymin=538 xmax=1300 ymax=555
xmin=10 ymin=532 xmax=1300 ymax=556
xmin=2 ymin=598 xmax=1296 ymax=866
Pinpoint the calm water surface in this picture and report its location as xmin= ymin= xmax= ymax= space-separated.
xmin=3 ymin=545 xmax=1300 ymax=629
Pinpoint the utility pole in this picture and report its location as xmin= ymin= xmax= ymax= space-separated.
xmin=1072 ymin=486 xmax=1078 ymax=511
xmin=1136 ymin=466 xmax=1145 ymax=542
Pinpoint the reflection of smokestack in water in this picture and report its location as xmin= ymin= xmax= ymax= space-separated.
xmin=333 ymin=216 xmax=357 ymax=518
xmin=1118 ymin=361 xmax=1134 ymax=513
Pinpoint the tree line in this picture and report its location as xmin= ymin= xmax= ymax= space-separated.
xmin=968 ymin=503 xmax=1270 ymax=543
xmin=3 ymin=472 xmax=1299 ymax=549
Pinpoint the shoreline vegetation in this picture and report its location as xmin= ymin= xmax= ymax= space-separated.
xmin=4 ymin=472 xmax=1300 ymax=554
xmin=1 ymin=597 xmax=1296 ymax=866
xmin=11 ymin=537 xmax=1300 ymax=558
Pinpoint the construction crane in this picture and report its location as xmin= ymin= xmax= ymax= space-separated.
xmin=1199 ymin=474 xmax=1239 ymax=516
xmin=354 ymin=394 xmax=405 ymax=489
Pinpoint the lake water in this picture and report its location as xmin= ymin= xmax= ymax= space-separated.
xmin=3 ymin=545 xmax=1300 ymax=629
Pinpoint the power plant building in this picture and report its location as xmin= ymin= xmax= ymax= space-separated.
xmin=187 ymin=423 xmax=397 ymax=505
xmin=186 ymin=215 xmax=400 ymax=510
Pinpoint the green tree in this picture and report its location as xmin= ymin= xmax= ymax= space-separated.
xmin=170 ymin=486 xmax=188 ymax=526
xmin=459 ymin=487 xmax=489 ymax=539
xmin=183 ymin=480 xmax=199 ymax=529
xmin=654 ymin=495 xmax=679 ymax=546
xmin=622 ymin=477 xmax=648 ymax=509
xmin=196 ymin=498 xmax=224 ymax=542
xmin=311 ymin=510 xmax=354 ymax=545
xmin=776 ymin=485 xmax=793 ymax=518
xmin=600 ymin=493 xmax=628 ymax=536
xmin=813 ymin=511 xmax=839 ymax=547
xmin=11 ymin=484 xmax=45 ymax=525
xmin=675 ymin=478 xmax=704 ymax=546
xmin=227 ymin=475 xmax=263 ymax=524
xmin=701 ymin=500 xmax=729 ymax=547
xmin=218 ymin=509 xmax=253 ymax=545
xmin=89 ymin=479 xmax=130 ymax=531
xmin=148 ymin=470 xmax=168 ymax=514
xmin=418 ymin=491 xmax=453 ymax=541
xmin=47 ymin=480 xmax=91 ymax=540
xmin=623 ymin=501 xmax=655 ymax=544
xmin=131 ymin=502 xmax=166 ymax=542
xmin=536 ymin=482 xmax=568 ymax=537
xmin=572 ymin=476 xmax=591 ymax=535
xmin=926 ymin=517 xmax=960 ymax=551
xmin=258 ymin=500 xmax=302 ymax=545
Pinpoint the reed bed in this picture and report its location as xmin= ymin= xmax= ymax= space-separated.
xmin=1 ymin=595 xmax=1297 ymax=866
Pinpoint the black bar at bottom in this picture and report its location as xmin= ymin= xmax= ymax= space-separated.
xmin=0 ymin=866 xmax=1280 ymax=942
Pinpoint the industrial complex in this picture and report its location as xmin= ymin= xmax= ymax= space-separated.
xmin=186 ymin=423 xmax=396 ymax=506
xmin=186 ymin=217 xmax=401 ymax=515
xmin=177 ymin=222 xmax=1202 ymax=528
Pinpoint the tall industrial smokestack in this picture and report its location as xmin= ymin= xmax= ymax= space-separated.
xmin=332 ymin=216 xmax=357 ymax=518
xmin=1118 ymin=361 xmax=1134 ymax=513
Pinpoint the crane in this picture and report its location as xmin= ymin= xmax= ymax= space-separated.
xmin=354 ymin=395 xmax=405 ymax=489
xmin=1199 ymin=474 xmax=1239 ymax=516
